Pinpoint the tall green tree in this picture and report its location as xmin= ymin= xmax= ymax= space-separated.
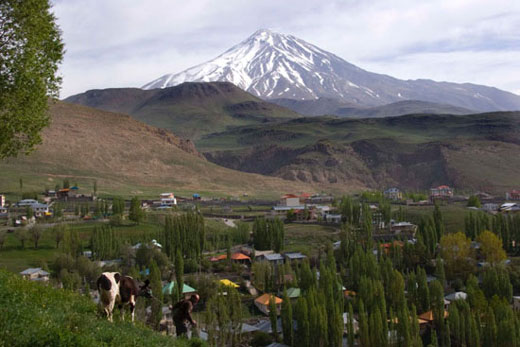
xmin=148 ymin=260 xmax=162 ymax=329
xmin=128 ymin=196 xmax=144 ymax=224
xmin=0 ymin=0 xmax=64 ymax=158
xmin=281 ymin=288 xmax=294 ymax=346
xmin=269 ymin=296 xmax=279 ymax=342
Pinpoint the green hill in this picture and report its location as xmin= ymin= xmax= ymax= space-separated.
xmin=0 ymin=269 xmax=202 ymax=346
xmin=198 ymin=112 xmax=520 ymax=192
xmin=65 ymin=82 xmax=301 ymax=140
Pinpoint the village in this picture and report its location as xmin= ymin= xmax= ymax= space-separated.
xmin=1 ymin=181 xmax=520 ymax=346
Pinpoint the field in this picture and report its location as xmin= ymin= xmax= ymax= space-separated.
xmin=284 ymin=223 xmax=341 ymax=256
xmin=0 ymin=220 xmax=163 ymax=273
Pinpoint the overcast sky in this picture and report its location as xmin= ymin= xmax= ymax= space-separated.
xmin=52 ymin=0 xmax=520 ymax=98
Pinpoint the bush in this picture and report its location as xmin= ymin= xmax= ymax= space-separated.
xmin=250 ymin=331 xmax=273 ymax=347
xmin=184 ymin=258 xmax=199 ymax=273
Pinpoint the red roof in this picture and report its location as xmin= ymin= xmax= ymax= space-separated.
xmin=231 ymin=253 xmax=251 ymax=261
xmin=510 ymin=190 xmax=520 ymax=194
xmin=436 ymin=185 xmax=451 ymax=189
xmin=282 ymin=194 xmax=299 ymax=199
xmin=299 ymin=193 xmax=311 ymax=198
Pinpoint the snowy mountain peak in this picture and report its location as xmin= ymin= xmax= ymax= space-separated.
xmin=142 ymin=30 xmax=520 ymax=111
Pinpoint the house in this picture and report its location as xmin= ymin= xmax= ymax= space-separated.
xmin=308 ymin=194 xmax=334 ymax=204
xmin=506 ymin=190 xmax=520 ymax=201
xmin=254 ymin=250 xmax=274 ymax=260
xmin=324 ymin=213 xmax=342 ymax=224
xmin=444 ymin=291 xmax=468 ymax=304
xmin=260 ymin=253 xmax=284 ymax=266
xmin=384 ymin=188 xmax=403 ymax=201
xmin=280 ymin=194 xmax=301 ymax=207
xmin=513 ymin=296 xmax=520 ymax=311
xmin=219 ymin=279 xmax=239 ymax=288
xmin=162 ymin=281 xmax=197 ymax=299
xmin=20 ymin=268 xmax=50 ymax=282
xmin=482 ymin=203 xmax=499 ymax=212
xmin=389 ymin=221 xmax=417 ymax=236
xmin=500 ymin=203 xmax=520 ymax=212
xmin=57 ymin=188 xmax=70 ymax=199
xmin=418 ymin=310 xmax=449 ymax=323
xmin=132 ymin=239 xmax=162 ymax=250
xmin=474 ymin=191 xmax=494 ymax=201
xmin=254 ymin=293 xmax=282 ymax=315
xmin=286 ymin=287 xmax=301 ymax=300
xmin=16 ymin=199 xmax=50 ymax=217
xmin=343 ymin=312 xmax=359 ymax=333
xmin=209 ymin=254 xmax=228 ymax=262
xmin=430 ymin=185 xmax=453 ymax=201
xmin=0 ymin=194 xmax=5 ymax=207
xmin=17 ymin=199 xmax=38 ymax=207
xmin=231 ymin=252 xmax=251 ymax=264
xmin=284 ymin=252 xmax=307 ymax=263
xmin=160 ymin=193 xmax=177 ymax=206
xmin=69 ymin=186 xmax=79 ymax=197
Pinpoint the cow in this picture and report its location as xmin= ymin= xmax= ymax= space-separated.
xmin=96 ymin=272 xmax=152 ymax=322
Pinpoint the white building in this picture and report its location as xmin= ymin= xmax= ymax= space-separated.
xmin=20 ymin=268 xmax=50 ymax=282
xmin=160 ymin=193 xmax=177 ymax=206
xmin=0 ymin=194 xmax=5 ymax=207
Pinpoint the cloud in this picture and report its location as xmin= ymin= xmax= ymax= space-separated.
xmin=51 ymin=0 xmax=520 ymax=98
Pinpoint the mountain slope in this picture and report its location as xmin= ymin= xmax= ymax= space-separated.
xmin=66 ymin=82 xmax=300 ymax=139
xmin=198 ymin=112 xmax=520 ymax=192
xmin=0 ymin=101 xmax=317 ymax=197
xmin=143 ymin=29 xmax=520 ymax=112
xmin=271 ymin=98 xmax=474 ymax=117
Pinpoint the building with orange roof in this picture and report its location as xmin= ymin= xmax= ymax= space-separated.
xmin=418 ymin=310 xmax=449 ymax=323
xmin=254 ymin=293 xmax=283 ymax=315
xmin=231 ymin=252 xmax=251 ymax=264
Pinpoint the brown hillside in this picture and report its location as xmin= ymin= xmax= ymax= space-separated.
xmin=0 ymin=101 xmax=331 ymax=197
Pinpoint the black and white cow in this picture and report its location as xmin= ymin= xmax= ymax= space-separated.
xmin=96 ymin=272 xmax=152 ymax=322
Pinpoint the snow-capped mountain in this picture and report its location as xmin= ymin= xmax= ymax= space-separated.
xmin=143 ymin=29 xmax=520 ymax=112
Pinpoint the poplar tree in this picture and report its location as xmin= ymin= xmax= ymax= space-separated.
xmin=295 ymin=297 xmax=310 ymax=346
xmin=269 ymin=296 xmax=278 ymax=342
xmin=281 ymin=288 xmax=293 ymax=346
xmin=148 ymin=260 xmax=162 ymax=329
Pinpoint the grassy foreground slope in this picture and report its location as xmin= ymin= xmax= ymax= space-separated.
xmin=0 ymin=101 xmax=315 ymax=198
xmin=0 ymin=270 xmax=203 ymax=347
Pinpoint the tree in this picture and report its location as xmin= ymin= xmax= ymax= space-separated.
xmin=467 ymin=195 xmax=481 ymax=208
xmin=30 ymin=224 xmax=42 ymax=249
xmin=347 ymin=303 xmax=355 ymax=347
xmin=440 ymin=232 xmax=474 ymax=280
xmin=0 ymin=230 xmax=7 ymax=250
xmin=54 ymin=224 xmax=65 ymax=248
xmin=16 ymin=228 xmax=28 ymax=249
xmin=175 ymin=249 xmax=184 ymax=304
xmin=477 ymin=230 xmax=506 ymax=265
xmin=148 ymin=260 xmax=162 ymax=329
xmin=269 ymin=296 xmax=278 ymax=342
xmin=128 ymin=196 xmax=144 ymax=224
xmin=281 ymin=288 xmax=294 ymax=346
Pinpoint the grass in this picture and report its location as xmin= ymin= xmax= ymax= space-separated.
xmin=0 ymin=220 xmax=164 ymax=273
xmin=397 ymin=202 xmax=469 ymax=233
xmin=0 ymin=269 xmax=205 ymax=346
xmin=284 ymin=223 xmax=340 ymax=256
